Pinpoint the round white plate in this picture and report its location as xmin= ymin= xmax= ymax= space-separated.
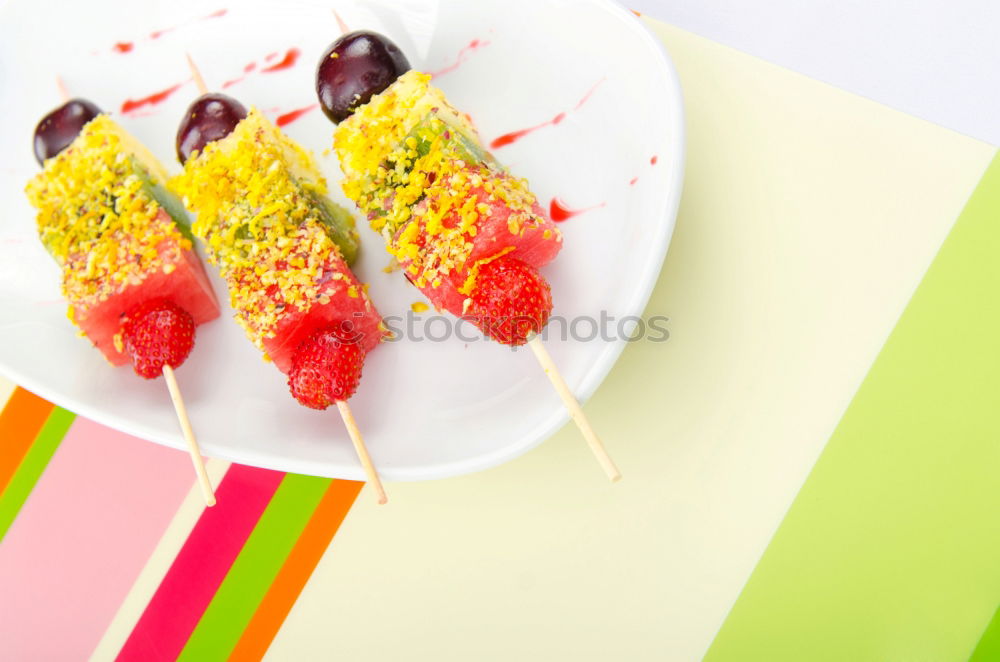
xmin=0 ymin=0 xmax=683 ymax=480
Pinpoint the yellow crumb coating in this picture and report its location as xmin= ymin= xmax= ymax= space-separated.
xmin=24 ymin=114 xmax=190 ymax=311
xmin=334 ymin=70 xmax=557 ymax=293
xmin=169 ymin=108 xmax=366 ymax=351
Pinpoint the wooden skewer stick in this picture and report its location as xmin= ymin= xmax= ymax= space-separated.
xmin=185 ymin=53 xmax=387 ymax=504
xmin=187 ymin=53 xmax=209 ymax=95
xmin=337 ymin=401 xmax=388 ymax=504
xmin=333 ymin=9 xmax=350 ymax=34
xmin=56 ymin=75 xmax=71 ymax=103
xmin=528 ymin=335 xmax=622 ymax=482
xmin=163 ymin=365 xmax=216 ymax=506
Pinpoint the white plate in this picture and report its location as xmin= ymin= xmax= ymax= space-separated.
xmin=0 ymin=0 xmax=683 ymax=480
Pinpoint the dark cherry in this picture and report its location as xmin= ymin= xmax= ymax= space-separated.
xmin=175 ymin=93 xmax=248 ymax=163
xmin=316 ymin=30 xmax=410 ymax=123
xmin=33 ymin=98 xmax=102 ymax=165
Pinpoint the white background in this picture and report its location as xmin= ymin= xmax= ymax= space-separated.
xmin=631 ymin=0 xmax=1000 ymax=146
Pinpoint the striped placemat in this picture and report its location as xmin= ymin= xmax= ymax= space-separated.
xmin=0 ymin=390 xmax=359 ymax=660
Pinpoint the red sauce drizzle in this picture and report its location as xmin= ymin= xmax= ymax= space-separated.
xmin=276 ymin=104 xmax=318 ymax=127
xmin=574 ymin=78 xmax=605 ymax=110
xmin=427 ymin=39 xmax=491 ymax=78
xmin=113 ymin=42 xmax=134 ymax=53
xmin=120 ymin=82 xmax=186 ymax=114
xmin=224 ymin=50 xmax=298 ymax=88
xmin=150 ymin=8 xmax=227 ymax=39
xmin=549 ymin=197 xmax=605 ymax=222
xmin=261 ymin=48 xmax=300 ymax=73
xmin=491 ymin=113 xmax=566 ymax=149
xmin=490 ymin=79 xmax=604 ymax=149
xmin=650 ymin=155 xmax=658 ymax=165
xmin=629 ymin=177 xmax=638 ymax=186
xmin=222 ymin=61 xmax=258 ymax=88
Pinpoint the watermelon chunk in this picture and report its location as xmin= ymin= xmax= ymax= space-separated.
xmin=263 ymin=264 xmax=382 ymax=374
xmin=464 ymin=192 xmax=562 ymax=269
xmin=394 ymin=181 xmax=561 ymax=316
xmin=72 ymin=212 xmax=220 ymax=365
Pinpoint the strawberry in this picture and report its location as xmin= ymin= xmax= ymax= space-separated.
xmin=288 ymin=325 xmax=366 ymax=409
xmin=466 ymin=256 xmax=552 ymax=346
xmin=121 ymin=298 xmax=196 ymax=379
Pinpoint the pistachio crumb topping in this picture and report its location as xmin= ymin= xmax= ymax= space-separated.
xmin=170 ymin=108 xmax=371 ymax=351
xmin=25 ymin=114 xmax=189 ymax=311
xmin=333 ymin=71 xmax=560 ymax=291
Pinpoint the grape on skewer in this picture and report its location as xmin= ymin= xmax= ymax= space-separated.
xmin=318 ymin=31 xmax=622 ymax=481
xmin=26 ymin=84 xmax=219 ymax=505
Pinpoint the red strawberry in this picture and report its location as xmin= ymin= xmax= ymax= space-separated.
xmin=121 ymin=298 xmax=196 ymax=379
xmin=288 ymin=325 xmax=366 ymax=409
xmin=466 ymin=256 xmax=552 ymax=346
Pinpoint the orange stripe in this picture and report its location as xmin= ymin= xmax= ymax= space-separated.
xmin=227 ymin=479 xmax=362 ymax=662
xmin=0 ymin=388 xmax=55 ymax=496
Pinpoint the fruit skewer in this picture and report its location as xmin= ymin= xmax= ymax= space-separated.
xmin=26 ymin=82 xmax=220 ymax=505
xmin=318 ymin=32 xmax=621 ymax=481
xmin=171 ymin=57 xmax=388 ymax=503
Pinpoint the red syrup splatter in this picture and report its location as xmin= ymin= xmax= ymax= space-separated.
xmin=275 ymin=104 xmax=318 ymax=127
xmin=427 ymin=39 xmax=491 ymax=78
xmin=261 ymin=48 xmax=300 ymax=73
xmin=112 ymin=41 xmax=134 ymax=53
xmin=222 ymin=48 xmax=299 ymax=88
xmin=491 ymin=113 xmax=565 ymax=149
xmin=490 ymin=78 xmax=605 ymax=149
xmin=222 ymin=61 xmax=258 ymax=88
xmin=150 ymin=8 xmax=227 ymax=40
xmin=549 ymin=197 xmax=605 ymax=222
xmin=120 ymin=81 xmax=187 ymax=114
xmin=629 ymin=155 xmax=660 ymax=186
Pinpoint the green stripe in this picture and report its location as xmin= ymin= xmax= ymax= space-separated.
xmin=705 ymin=152 xmax=1000 ymax=662
xmin=0 ymin=407 xmax=75 ymax=542
xmin=177 ymin=473 xmax=331 ymax=661
xmin=970 ymin=605 xmax=1000 ymax=662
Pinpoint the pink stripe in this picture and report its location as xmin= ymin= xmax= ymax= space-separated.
xmin=0 ymin=418 xmax=194 ymax=660
xmin=116 ymin=464 xmax=284 ymax=661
